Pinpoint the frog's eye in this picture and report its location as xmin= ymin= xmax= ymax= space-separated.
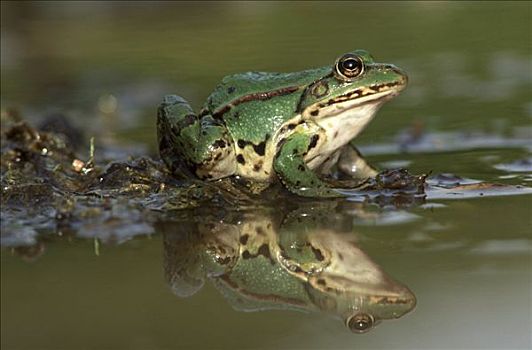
xmin=346 ymin=313 xmax=374 ymax=333
xmin=335 ymin=54 xmax=364 ymax=80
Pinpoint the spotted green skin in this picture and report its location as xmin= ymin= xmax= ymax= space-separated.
xmin=157 ymin=50 xmax=407 ymax=197
xmin=164 ymin=207 xmax=416 ymax=333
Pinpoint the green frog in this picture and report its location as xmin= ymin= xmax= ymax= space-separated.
xmin=162 ymin=204 xmax=416 ymax=333
xmin=157 ymin=50 xmax=407 ymax=197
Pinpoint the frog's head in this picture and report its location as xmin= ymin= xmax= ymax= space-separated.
xmin=343 ymin=285 xmax=417 ymax=333
xmin=297 ymin=50 xmax=407 ymax=145
xmin=307 ymin=271 xmax=417 ymax=334
xmin=302 ymin=229 xmax=416 ymax=333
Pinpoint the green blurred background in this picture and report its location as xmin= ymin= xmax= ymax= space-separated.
xmin=2 ymin=1 xmax=531 ymax=147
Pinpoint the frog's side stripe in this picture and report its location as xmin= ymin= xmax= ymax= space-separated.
xmin=212 ymin=86 xmax=301 ymax=118
xmin=299 ymin=80 xmax=403 ymax=116
xmin=219 ymin=274 xmax=308 ymax=306
xmin=320 ymin=81 xmax=402 ymax=107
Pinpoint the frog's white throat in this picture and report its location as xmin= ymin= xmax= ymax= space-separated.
xmin=313 ymin=92 xmax=390 ymax=157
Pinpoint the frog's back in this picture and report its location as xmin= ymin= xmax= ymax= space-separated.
xmin=204 ymin=68 xmax=329 ymax=113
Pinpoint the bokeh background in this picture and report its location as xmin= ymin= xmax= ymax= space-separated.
xmin=2 ymin=1 xmax=530 ymax=148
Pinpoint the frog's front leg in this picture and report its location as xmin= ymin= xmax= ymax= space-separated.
xmin=273 ymin=130 xmax=341 ymax=198
xmin=157 ymin=95 xmax=236 ymax=180
xmin=337 ymin=144 xmax=378 ymax=180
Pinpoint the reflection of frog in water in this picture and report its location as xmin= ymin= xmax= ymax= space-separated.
xmin=162 ymin=204 xmax=416 ymax=333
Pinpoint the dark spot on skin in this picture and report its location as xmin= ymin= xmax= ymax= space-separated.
xmin=253 ymin=163 xmax=262 ymax=171
xmin=202 ymin=131 xmax=207 ymax=136
xmin=311 ymin=247 xmax=324 ymax=261
xmin=334 ymin=131 xmax=339 ymax=138
xmin=310 ymin=110 xmax=319 ymax=117
xmin=256 ymin=226 xmax=266 ymax=235
xmin=239 ymin=243 xmax=274 ymax=264
xmin=213 ymin=139 xmax=226 ymax=148
xmin=338 ymin=253 xmax=344 ymax=261
xmin=287 ymin=123 xmax=297 ymax=130
xmin=292 ymin=266 xmax=304 ymax=273
xmin=258 ymin=244 xmax=271 ymax=259
xmin=237 ymin=139 xmax=246 ymax=148
xmin=227 ymin=86 xmax=236 ymax=94
xmin=177 ymin=114 xmax=197 ymax=130
xmin=253 ymin=141 xmax=266 ymax=156
xmin=292 ymin=149 xmax=298 ymax=155
xmin=239 ymin=234 xmax=249 ymax=245
xmin=217 ymin=257 xmax=232 ymax=265
xmin=275 ymin=138 xmax=287 ymax=160
xmin=236 ymin=154 xmax=245 ymax=164
xmin=308 ymin=135 xmax=319 ymax=150
xmin=295 ymin=180 xmax=301 ymax=187
xmin=317 ymin=278 xmax=326 ymax=285
xmin=298 ymin=164 xmax=305 ymax=171
xmin=214 ymin=153 xmax=222 ymax=161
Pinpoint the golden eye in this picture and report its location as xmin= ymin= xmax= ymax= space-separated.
xmin=335 ymin=54 xmax=364 ymax=79
xmin=347 ymin=313 xmax=374 ymax=333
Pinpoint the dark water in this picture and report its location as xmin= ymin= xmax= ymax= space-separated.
xmin=1 ymin=2 xmax=531 ymax=349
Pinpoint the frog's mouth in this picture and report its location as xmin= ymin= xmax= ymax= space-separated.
xmin=304 ymin=80 xmax=406 ymax=120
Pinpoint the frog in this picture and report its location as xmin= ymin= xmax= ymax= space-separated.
xmin=162 ymin=203 xmax=416 ymax=333
xmin=157 ymin=50 xmax=407 ymax=197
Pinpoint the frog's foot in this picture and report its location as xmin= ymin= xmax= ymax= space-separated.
xmin=273 ymin=131 xmax=342 ymax=198
xmin=337 ymin=144 xmax=378 ymax=180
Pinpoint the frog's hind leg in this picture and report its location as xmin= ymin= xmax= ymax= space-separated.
xmin=157 ymin=95 xmax=199 ymax=176
xmin=157 ymin=95 xmax=236 ymax=180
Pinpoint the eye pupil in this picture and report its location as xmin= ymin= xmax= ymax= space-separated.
xmin=343 ymin=59 xmax=358 ymax=70
xmin=354 ymin=320 xmax=369 ymax=330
